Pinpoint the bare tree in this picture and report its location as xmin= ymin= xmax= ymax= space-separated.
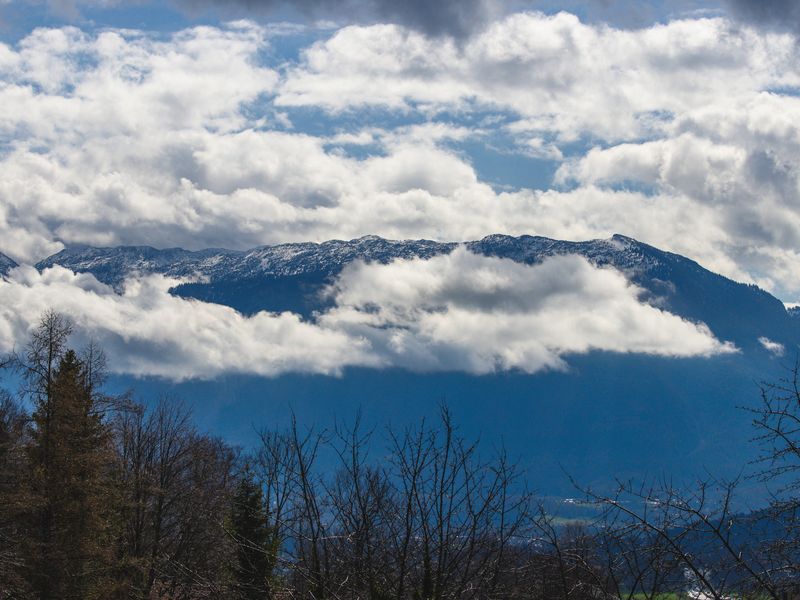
xmin=745 ymin=360 xmax=800 ymax=594
xmin=113 ymin=398 xmax=237 ymax=599
xmin=248 ymin=406 xmax=537 ymax=600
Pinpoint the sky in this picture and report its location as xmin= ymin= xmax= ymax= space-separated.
xmin=0 ymin=0 xmax=798 ymax=380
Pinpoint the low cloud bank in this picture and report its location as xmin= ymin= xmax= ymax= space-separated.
xmin=0 ymin=249 xmax=735 ymax=380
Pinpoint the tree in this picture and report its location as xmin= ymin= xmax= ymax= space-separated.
xmin=113 ymin=397 xmax=237 ymax=599
xmin=20 ymin=314 xmax=115 ymax=599
xmin=0 ymin=392 xmax=29 ymax=599
xmin=747 ymin=362 xmax=800 ymax=591
xmin=567 ymin=361 xmax=800 ymax=600
xmin=230 ymin=468 xmax=275 ymax=599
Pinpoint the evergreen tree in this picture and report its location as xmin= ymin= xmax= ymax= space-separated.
xmin=231 ymin=469 xmax=274 ymax=599
xmin=22 ymin=315 xmax=114 ymax=600
xmin=0 ymin=393 xmax=29 ymax=599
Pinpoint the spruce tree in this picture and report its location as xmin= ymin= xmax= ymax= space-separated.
xmin=0 ymin=393 xmax=29 ymax=598
xmin=231 ymin=470 xmax=274 ymax=599
xmin=22 ymin=318 xmax=114 ymax=599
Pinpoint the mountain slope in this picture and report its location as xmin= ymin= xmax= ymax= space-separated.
xmin=36 ymin=236 xmax=455 ymax=286
xmin=0 ymin=252 xmax=17 ymax=276
xmin=469 ymin=234 xmax=796 ymax=352
xmin=36 ymin=234 xmax=799 ymax=352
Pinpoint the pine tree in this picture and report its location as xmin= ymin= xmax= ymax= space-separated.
xmin=231 ymin=469 xmax=274 ymax=599
xmin=21 ymin=314 xmax=114 ymax=599
xmin=0 ymin=393 xmax=29 ymax=598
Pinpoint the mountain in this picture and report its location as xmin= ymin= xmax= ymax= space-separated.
xmin=36 ymin=236 xmax=455 ymax=317
xmin=36 ymin=234 xmax=798 ymax=352
xmin=36 ymin=236 xmax=453 ymax=287
xmin=32 ymin=234 xmax=800 ymax=498
xmin=0 ymin=252 xmax=17 ymax=276
xmin=470 ymin=234 xmax=797 ymax=353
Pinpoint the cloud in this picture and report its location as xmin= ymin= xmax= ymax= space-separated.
xmin=174 ymin=0 xmax=499 ymax=39
xmin=0 ymin=265 xmax=377 ymax=379
xmin=724 ymin=0 xmax=800 ymax=35
xmin=1 ymin=15 xmax=800 ymax=303
xmin=0 ymin=23 xmax=278 ymax=258
xmin=277 ymin=12 xmax=799 ymax=139
xmin=554 ymin=93 xmax=800 ymax=293
xmin=321 ymin=248 xmax=736 ymax=374
xmin=0 ymin=251 xmax=734 ymax=380
xmin=758 ymin=336 xmax=786 ymax=356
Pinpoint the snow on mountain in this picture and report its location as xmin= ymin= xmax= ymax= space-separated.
xmin=32 ymin=233 xmax=799 ymax=352
xmin=35 ymin=233 xmax=693 ymax=286
xmin=0 ymin=252 xmax=17 ymax=276
xmin=35 ymin=236 xmax=457 ymax=286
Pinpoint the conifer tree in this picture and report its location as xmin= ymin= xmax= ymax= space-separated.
xmin=231 ymin=469 xmax=274 ymax=599
xmin=0 ymin=392 xmax=29 ymax=598
xmin=21 ymin=313 xmax=114 ymax=599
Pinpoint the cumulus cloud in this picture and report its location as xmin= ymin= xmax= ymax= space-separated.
xmin=554 ymin=93 xmax=800 ymax=292
xmin=0 ymin=251 xmax=734 ymax=380
xmin=758 ymin=336 xmax=786 ymax=356
xmin=0 ymin=23 xmax=276 ymax=136
xmin=321 ymin=249 xmax=735 ymax=373
xmin=277 ymin=13 xmax=800 ymax=139
xmin=0 ymin=23 xmax=278 ymax=258
xmin=0 ymin=265 xmax=377 ymax=379
xmin=1 ymin=14 xmax=800 ymax=303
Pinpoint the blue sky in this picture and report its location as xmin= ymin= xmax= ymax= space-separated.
xmin=0 ymin=0 xmax=798 ymax=381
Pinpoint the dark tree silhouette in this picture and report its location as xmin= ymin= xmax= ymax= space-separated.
xmin=230 ymin=468 xmax=275 ymax=599
xmin=22 ymin=324 xmax=115 ymax=599
xmin=0 ymin=392 xmax=28 ymax=599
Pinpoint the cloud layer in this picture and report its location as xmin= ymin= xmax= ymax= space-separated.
xmin=724 ymin=0 xmax=800 ymax=34
xmin=0 ymin=11 xmax=799 ymax=302
xmin=0 ymin=251 xmax=733 ymax=380
xmin=321 ymin=249 xmax=734 ymax=374
xmin=278 ymin=13 xmax=798 ymax=137
xmin=0 ymin=265 xmax=376 ymax=379
xmin=175 ymin=0 xmax=498 ymax=39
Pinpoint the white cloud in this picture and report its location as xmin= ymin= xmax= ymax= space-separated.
xmin=0 ymin=119 xmax=774 ymax=293
xmin=321 ymin=248 xmax=736 ymax=373
xmin=758 ymin=336 xmax=785 ymax=356
xmin=554 ymin=94 xmax=800 ymax=293
xmin=0 ymin=13 xmax=799 ymax=304
xmin=0 ymin=251 xmax=734 ymax=380
xmin=0 ymin=23 xmax=280 ymax=257
xmin=277 ymin=13 xmax=800 ymax=140
xmin=0 ymin=23 xmax=276 ymax=137
xmin=0 ymin=265 xmax=378 ymax=380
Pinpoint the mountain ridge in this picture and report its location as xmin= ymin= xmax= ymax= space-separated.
xmin=32 ymin=233 xmax=797 ymax=353
xmin=30 ymin=233 xmax=762 ymax=291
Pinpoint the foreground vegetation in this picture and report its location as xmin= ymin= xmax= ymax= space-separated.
xmin=0 ymin=312 xmax=799 ymax=599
